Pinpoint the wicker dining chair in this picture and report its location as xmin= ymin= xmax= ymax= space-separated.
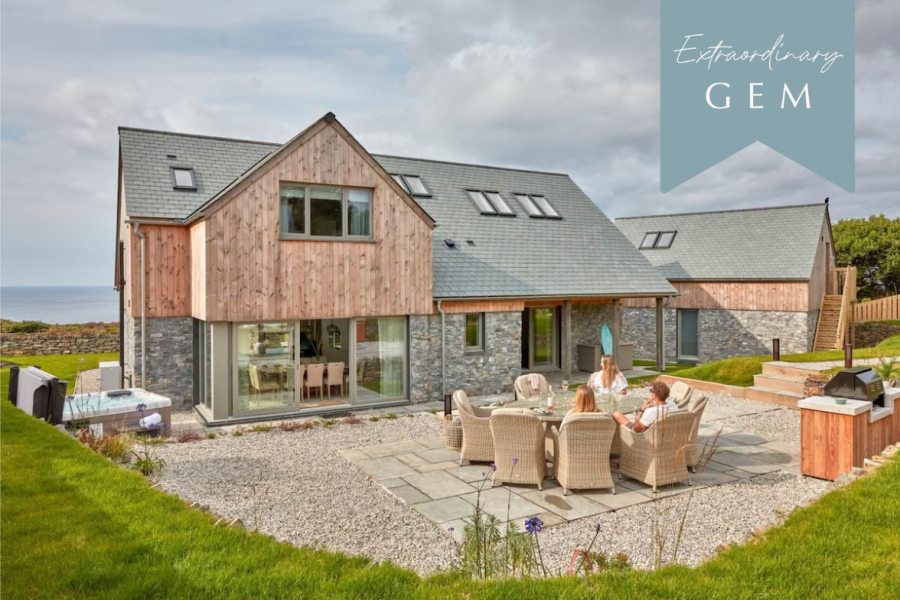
xmin=490 ymin=408 xmax=547 ymax=490
xmin=618 ymin=410 xmax=694 ymax=493
xmin=326 ymin=361 xmax=345 ymax=399
xmin=669 ymin=381 xmax=694 ymax=409
xmin=305 ymin=363 xmax=326 ymax=400
xmin=685 ymin=396 xmax=709 ymax=472
xmin=552 ymin=413 xmax=617 ymax=495
xmin=249 ymin=364 xmax=280 ymax=406
xmin=514 ymin=374 xmax=551 ymax=401
xmin=455 ymin=390 xmax=495 ymax=465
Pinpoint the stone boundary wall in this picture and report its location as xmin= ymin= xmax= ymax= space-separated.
xmin=1 ymin=332 xmax=119 ymax=356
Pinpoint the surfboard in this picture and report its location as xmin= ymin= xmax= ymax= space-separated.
xmin=601 ymin=324 xmax=613 ymax=355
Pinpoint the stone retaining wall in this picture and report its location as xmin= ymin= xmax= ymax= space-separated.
xmin=1 ymin=332 xmax=119 ymax=356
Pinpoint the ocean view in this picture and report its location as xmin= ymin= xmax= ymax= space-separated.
xmin=0 ymin=286 xmax=119 ymax=324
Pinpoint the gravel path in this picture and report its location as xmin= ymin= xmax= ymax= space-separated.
xmin=538 ymin=471 xmax=827 ymax=571
xmin=72 ymin=368 xmax=100 ymax=393
xmin=153 ymin=415 xmax=455 ymax=575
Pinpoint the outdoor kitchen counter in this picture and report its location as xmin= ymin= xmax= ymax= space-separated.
xmin=799 ymin=388 xmax=900 ymax=481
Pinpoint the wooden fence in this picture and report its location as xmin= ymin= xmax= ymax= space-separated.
xmin=856 ymin=294 xmax=900 ymax=323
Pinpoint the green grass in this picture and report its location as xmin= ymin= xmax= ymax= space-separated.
xmin=672 ymin=334 xmax=900 ymax=388
xmin=1 ymin=353 xmax=120 ymax=399
xmin=3 ymin=399 xmax=900 ymax=599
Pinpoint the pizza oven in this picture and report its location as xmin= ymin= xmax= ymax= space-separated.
xmin=823 ymin=367 xmax=885 ymax=407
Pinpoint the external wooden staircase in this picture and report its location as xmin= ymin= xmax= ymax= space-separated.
xmin=749 ymin=361 xmax=824 ymax=408
xmin=812 ymin=267 xmax=857 ymax=352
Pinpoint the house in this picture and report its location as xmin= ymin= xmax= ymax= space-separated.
xmin=114 ymin=113 xmax=675 ymax=424
xmin=615 ymin=203 xmax=838 ymax=364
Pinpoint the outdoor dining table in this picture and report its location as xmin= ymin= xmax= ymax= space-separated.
xmin=503 ymin=393 xmax=645 ymax=425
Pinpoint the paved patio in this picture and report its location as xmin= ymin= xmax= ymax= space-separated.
xmin=344 ymin=400 xmax=800 ymax=541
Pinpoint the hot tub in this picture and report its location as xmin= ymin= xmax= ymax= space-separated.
xmin=64 ymin=388 xmax=172 ymax=436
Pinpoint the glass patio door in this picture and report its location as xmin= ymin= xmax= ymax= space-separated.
xmin=529 ymin=307 xmax=558 ymax=370
xmin=677 ymin=309 xmax=700 ymax=361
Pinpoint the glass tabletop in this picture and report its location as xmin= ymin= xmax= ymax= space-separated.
xmin=503 ymin=393 xmax=644 ymax=421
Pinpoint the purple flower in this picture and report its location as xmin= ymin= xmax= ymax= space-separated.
xmin=161 ymin=423 xmax=169 ymax=430
xmin=447 ymin=527 xmax=454 ymax=533
xmin=524 ymin=516 xmax=544 ymax=534
xmin=512 ymin=457 xmax=519 ymax=466
xmin=136 ymin=403 xmax=147 ymax=412
xmin=491 ymin=463 xmax=497 ymax=471
xmin=595 ymin=522 xmax=602 ymax=532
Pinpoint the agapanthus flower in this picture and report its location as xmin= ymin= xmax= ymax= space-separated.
xmin=136 ymin=403 xmax=147 ymax=412
xmin=447 ymin=527 xmax=454 ymax=533
xmin=524 ymin=516 xmax=544 ymax=534
xmin=491 ymin=462 xmax=497 ymax=471
xmin=595 ymin=522 xmax=602 ymax=532
xmin=512 ymin=457 xmax=519 ymax=465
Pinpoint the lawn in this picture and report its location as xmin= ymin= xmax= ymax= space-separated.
xmin=0 ymin=353 xmax=120 ymax=399
xmin=3 ymin=399 xmax=900 ymax=599
xmin=672 ymin=334 xmax=900 ymax=388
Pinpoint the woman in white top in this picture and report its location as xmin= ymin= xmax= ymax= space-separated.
xmin=588 ymin=355 xmax=629 ymax=396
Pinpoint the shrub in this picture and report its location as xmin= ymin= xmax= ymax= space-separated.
xmin=176 ymin=432 xmax=204 ymax=443
xmin=77 ymin=430 xmax=133 ymax=463
xmin=206 ymin=432 xmax=217 ymax=439
xmin=384 ymin=413 xmax=398 ymax=420
xmin=8 ymin=320 xmax=50 ymax=333
xmin=250 ymin=424 xmax=274 ymax=433
xmin=369 ymin=417 xmax=380 ymax=422
xmin=232 ymin=427 xmax=246 ymax=437
xmin=131 ymin=448 xmax=166 ymax=477
xmin=277 ymin=421 xmax=306 ymax=432
xmin=344 ymin=414 xmax=362 ymax=425
xmin=321 ymin=419 xmax=337 ymax=429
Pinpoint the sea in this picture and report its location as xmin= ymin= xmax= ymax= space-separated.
xmin=0 ymin=286 xmax=120 ymax=324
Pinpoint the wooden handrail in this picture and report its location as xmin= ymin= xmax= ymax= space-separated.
xmin=833 ymin=266 xmax=857 ymax=348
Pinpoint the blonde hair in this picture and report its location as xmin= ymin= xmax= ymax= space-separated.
xmin=600 ymin=355 xmax=620 ymax=390
xmin=572 ymin=385 xmax=598 ymax=414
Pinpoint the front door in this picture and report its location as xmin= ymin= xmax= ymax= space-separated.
xmin=525 ymin=307 xmax=559 ymax=370
xmin=677 ymin=309 xmax=700 ymax=361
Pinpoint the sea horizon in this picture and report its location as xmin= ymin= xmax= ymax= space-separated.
xmin=1 ymin=286 xmax=119 ymax=324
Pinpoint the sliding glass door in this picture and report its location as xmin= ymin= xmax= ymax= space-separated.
xmin=354 ymin=316 xmax=407 ymax=404
xmin=235 ymin=323 xmax=297 ymax=414
xmin=526 ymin=307 xmax=559 ymax=370
xmin=677 ymin=309 xmax=700 ymax=361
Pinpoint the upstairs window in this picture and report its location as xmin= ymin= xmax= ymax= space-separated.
xmin=391 ymin=175 xmax=409 ymax=192
xmin=279 ymin=183 xmax=372 ymax=239
xmin=467 ymin=190 xmax=497 ymax=215
xmin=484 ymin=192 xmax=515 ymax=216
xmin=172 ymin=168 xmax=196 ymax=190
xmin=391 ymin=174 xmax=430 ymax=197
xmin=640 ymin=231 xmax=676 ymax=249
xmin=514 ymin=193 xmax=560 ymax=219
xmin=467 ymin=190 xmax=515 ymax=216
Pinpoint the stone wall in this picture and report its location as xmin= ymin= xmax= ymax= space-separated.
xmin=126 ymin=316 xmax=194 ymax=408
xmin=621 ymin=307 xmax=815 ymax=363
xmin=1 ymin=332 xmax=119 ymax=356
xmin=409 ymin=311 xmax=522 ymax=403
xmin=569 ymin=303 xmax=616 ymax=370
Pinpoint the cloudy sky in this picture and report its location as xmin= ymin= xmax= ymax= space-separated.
xmin=1 ymin=0 xmax=897 ymax=286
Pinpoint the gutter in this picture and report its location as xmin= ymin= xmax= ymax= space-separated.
xmin=126 ymin=220 xmax=147 ymax=389
xmin=436 ymin=300 xmax=446 ymax=397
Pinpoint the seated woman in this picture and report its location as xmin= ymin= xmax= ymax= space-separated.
xmin=560 ymin=385 xmax=600 ymax=429
xmin=588 ymin=355 xmax=629 ymax=396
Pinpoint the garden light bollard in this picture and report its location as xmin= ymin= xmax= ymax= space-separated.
xmin=844 ymin=344 xmax=853 ymax=368
xmin=772 ymin=338 xmax=780 ymax=361
xmin=444 ymin=393 xmax=452 ymax=417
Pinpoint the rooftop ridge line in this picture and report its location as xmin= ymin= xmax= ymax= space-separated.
xmin=615 ymin=202 xmax=827 ymax=220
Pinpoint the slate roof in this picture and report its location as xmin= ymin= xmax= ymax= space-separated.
xmin=615 ymin=203 xmax=829 ymax=281
xmin=118 ymin=127 xmax=675 ymax=299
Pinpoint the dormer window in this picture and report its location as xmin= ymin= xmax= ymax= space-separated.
xmin=172 ymin=168 xmax=196 ymax=190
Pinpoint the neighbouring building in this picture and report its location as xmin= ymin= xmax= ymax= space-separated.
xmin=615 ymin=203 xmax=837 ymax=363
xmin=114 ymin=113 xmax=675 ymax=423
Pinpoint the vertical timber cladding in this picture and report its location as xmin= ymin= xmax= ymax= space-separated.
xmin=200 ymin=121 xmax=434 ymax=322
xmin=127 ymin=223 xmax=192 ymax=318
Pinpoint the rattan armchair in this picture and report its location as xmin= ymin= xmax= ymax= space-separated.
xmin=618 ymin=410 xmax=694 ymax=493
xmin=685 ymin=396 xmax=709 ymax=472
xmin=552 ymin=413 xmax=617 ymax=495
xmin=490 ymin=408 xmax=546 ymax=489
xmin=670 ymin=381 xmax=694 ymax=409
xmin=514 ymin=374 xmax=550 ymax=401
xmin=455 ymin=390 xmax=495 ymax=465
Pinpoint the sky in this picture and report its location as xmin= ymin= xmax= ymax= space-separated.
xmin=1 ymin=0 xmax=897 ymax=286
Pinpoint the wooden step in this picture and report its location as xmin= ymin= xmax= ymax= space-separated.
xmin=761 ymin=361 xmax=825 ymax=380
xmin=745 ymin=386 xmax=804 ymax=409
xmin=753 ymin=373 xmax=807 ymax=394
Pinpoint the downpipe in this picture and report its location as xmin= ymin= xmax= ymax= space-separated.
xmin=133 ymin=223 xmax=147 ymax=389
xmin=437 ymin=299 xmax=446 ymax=401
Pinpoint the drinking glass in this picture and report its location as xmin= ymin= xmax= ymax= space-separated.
xmin=562 ymin=380 xmax=569 ymax=401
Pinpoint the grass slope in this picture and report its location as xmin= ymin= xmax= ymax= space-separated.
xmin=2 ymin=400 xmax=899 ymax=599
xmin=672 ymin=335 xmax=900 ymax=388
xmin=0 ymin=353 xmax=120 ymax=399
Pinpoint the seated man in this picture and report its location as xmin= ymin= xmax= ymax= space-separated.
xmin=612 ymin=380 xmax=677 ymax=433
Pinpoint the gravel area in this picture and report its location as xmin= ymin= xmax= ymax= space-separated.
xmin=170 ymin=410 xmax=200 ymax=424
xmin=539 ymin=471 xmax=828 ymax=571
xmin=153 ymin=415 xmax=455 ymax=575
xmin=72 ymin=368 xmax=100 ymax=393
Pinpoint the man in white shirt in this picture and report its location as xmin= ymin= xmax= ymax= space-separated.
xmin=612 ymin=380 xmax=678 ymax=433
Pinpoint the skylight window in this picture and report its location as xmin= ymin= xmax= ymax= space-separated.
xmin=530 ymin=195 xmax=560 ymax=219
xmin=514 ymin=194 xmax=544 ymax=218
xmin=172 ymin=168 xmax=196 ymax=190
xmin=403 ymin=176 xmax=430 ymax=196
xmin=513 ymin=193 xmax=560 ymax=219
xmin=466 ymin=190 xmax=497 ymax=215
xmin=391 ymin=174 xmax=409 ymax=192
xmin=640 ymin=231 xmax=677 ymax=249
xmin=484 ymin=192 xmax=515 ymax=216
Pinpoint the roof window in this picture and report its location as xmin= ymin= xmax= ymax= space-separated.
xmin=391 ymin=174 xmax=430 ymax=197
xmin=641 ymin=231 xmax=676 ymax=249
xmin=484 ymin=192 xmax=515 ymax=216
xmin=514 ymin=194 xmax=560 ymax=219
xmin=172 ymin=168 xmax=196 ymax=190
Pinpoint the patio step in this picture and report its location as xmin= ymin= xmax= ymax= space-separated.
xmin=761 ymin=361 xmax=825 ymax=380
xmin=745 ymin=385 xmax=804 ymax=409
xmin=752 ymin=373 xmax=807 ymax=394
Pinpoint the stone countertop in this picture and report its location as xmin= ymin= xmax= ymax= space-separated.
xmin=799 ymin=388 xmax=898 ymax=424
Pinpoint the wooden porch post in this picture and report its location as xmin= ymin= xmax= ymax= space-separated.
xmin=655 ymin=297 xmax=665 ymax=373
xmin=562 ymin=300 xmax=572 ymax=379
xmin=611 ymin=299 xmax=621 ymax=363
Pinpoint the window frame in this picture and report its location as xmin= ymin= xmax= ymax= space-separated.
xmin=466 ymin=190 xmax=498 ymax=215
xmin=640 ymin=232 xmax=660 ymax=248
xmin=171 ymin=167 xmax=197 ymax=191
xmin=279 ymin=182 xmax=374 ymax=241
xmin=529 ymin=195 xmax=561 ymax=219
xmin=640 ymin=231 xmax=677 ymax=249
xmin=401 ymin=175 xmax=431 ymax=197
xmin=514 ymin=193 xmax=544 ymax=218
xmin=483 ymin=191 xmax=516 ymax=217
xmin=464 ymin=312 xmax=485 ymax=353
xmin=655 ymin=231 xmax=677 ymax=248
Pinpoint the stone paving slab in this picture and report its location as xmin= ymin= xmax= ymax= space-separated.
xmin=404 ymin=471 xmax=477 ymax=500
xmin=521 ymin=488 xmax=612 ymax=520
xmin=459 ymin=487 xmax=545 ymax=521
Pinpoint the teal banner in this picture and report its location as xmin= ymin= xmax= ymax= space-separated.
xmin=660 ymin=0 xmax=855 ymax=192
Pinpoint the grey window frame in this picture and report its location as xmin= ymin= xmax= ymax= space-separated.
xmin=391 ymin=174 xmax=409 ymax=193
xmin=655 ymin=231 xmax=677 ymax=248
xmin=464 ymin=312 xmax=485 ymax=353
xmin=279 ymin=182 xmax=374 ymax=241
xmin=676 ymin=309 xmax=700 ymax=362
xmin=466 ymin=190 xmax=498 ymax=215
xmin=640 ymin=232 xmax=660 ymax=248
xmin=483 ymin=191 xmax=516 ymax=217
xmin=640 ymin=231 xmax=677 ymax=249
xmin=529 ymin=195 xmax=561 ymax=219
xmin=514 ymin=193 xmax=544 ymax=218
xmin=171 ymin=167 xmax=197 ymax=190
xmin=401 ymin=175 xmax=431 ymax=197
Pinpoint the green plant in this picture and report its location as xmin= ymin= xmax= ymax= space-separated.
xmin=206 ymin=432 xmax=217 ymax=439
xmin=250 ymin=424 xmax=274 ymax=433
xmin=77 ymin=429 xmax=133 ymax=463
xmin=176 ymin=432 xmax=204 ymax=443
xmin=277 ymin=421 xmax=305 ymax=432
xmin=131 ymin=447 xmax=166 ymax=477
xmin=321 ymin=418 xmax=337 ymax=429
xmin=344 ymin=414 xmax=362 ymax=425
xmin=872 ymin=357 xmax=899 ymax=386
xmin=369 ymin=416 xmax=380 ymax=422
xmin=383 ymin=412 xmax=398 ymax=420
xmin=6 ymin=320 xmax=50 ymax=333
xmin=232 ymin=426 xmax=247 ymax=437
